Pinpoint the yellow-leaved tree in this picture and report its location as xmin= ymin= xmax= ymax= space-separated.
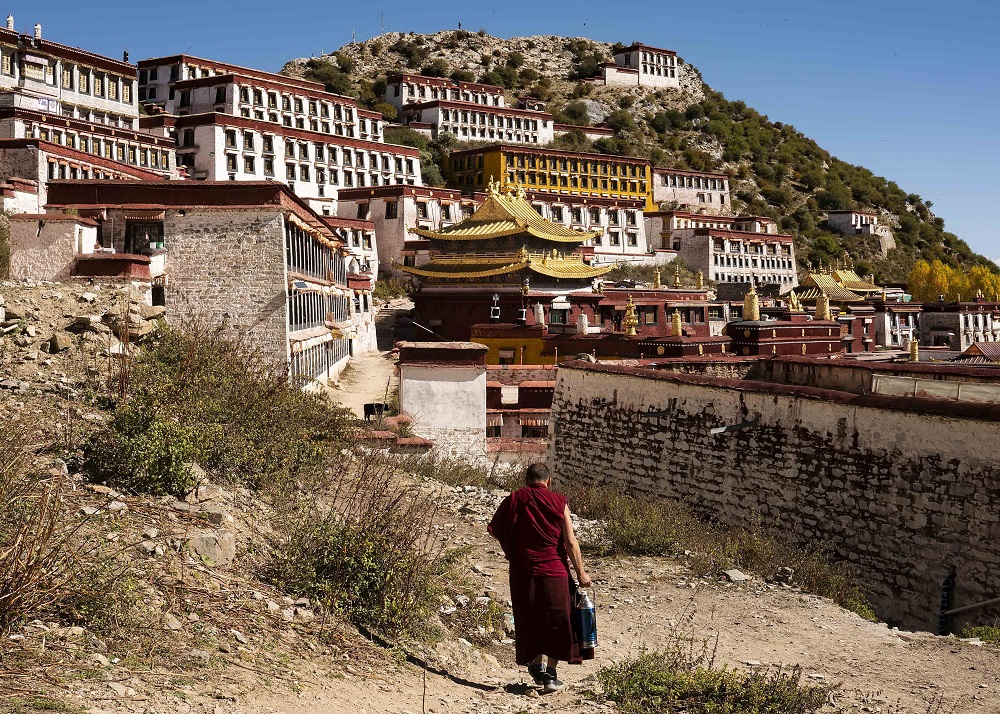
xmin=908 ymin=260 xmax=1000 ymax=302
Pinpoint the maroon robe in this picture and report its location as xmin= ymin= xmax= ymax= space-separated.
xmin=488 ymin=483 xmax=592 ymax=665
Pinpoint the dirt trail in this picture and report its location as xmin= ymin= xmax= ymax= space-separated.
xmin=328 ymin=298 xmax=410 ymax=418
xmin=242 ymin=483 xmax=1000 ymax=714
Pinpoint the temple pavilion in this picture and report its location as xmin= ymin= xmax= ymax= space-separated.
xmin=395 ymin=181 xmax=611 ymax=288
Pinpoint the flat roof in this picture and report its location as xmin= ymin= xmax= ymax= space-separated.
xmin=0 ymin=28 xmax=135 ymax=76
xmin=449 ymin=143 xmax=652 ymax=166
xmin=138 ymin=54 xmax=323 ymax=92
xmin=401 ymin=99 xmax=552 ymax=119
xmin=614 ymin=43 xmax=677 ymax=57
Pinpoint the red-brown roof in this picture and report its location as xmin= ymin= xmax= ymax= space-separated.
xmin=401 ymin=100 xmax=553 ymax=120
xmin=449 ymin=143 xmax=652 ymax=166
xmin=386 ymin=73 xmax=506 ymax=95
xmin=0 ymin=139 xmax=167 ymax=181
xmin=0 ymin=28 xmax=136 ymax=76
xmin=10 ymin=213 xmax=99 ymax=226
xmin=615 ymin=43 xmax=677 ymax=57
xmin=138 ymin=54 xmax=324 ymax=92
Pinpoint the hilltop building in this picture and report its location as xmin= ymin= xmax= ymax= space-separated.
xmin=827 ymin=209 xmax=896 ymax=256
xmin=922 ymin=297 xmax=1000 ymax=350
xmin=591 ymin=43 xmax=680 ymax=89
xmin=384 ymin=73 xmax=506 ymax=110
xmin=137 ymin=54 xmax=422 ymax=214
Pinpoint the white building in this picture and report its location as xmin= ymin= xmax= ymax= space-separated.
xmin=653 ymin=168 xmax=730 ymax=210
xmin=136 ymin=54 xmax=422 ymax=213
xmin=385 ymin=73 xmax=506 ymax=111
xmin=593 ymin=43 xmax=680 ymax=89
xmin=337 ymin=185 xmax=474 ymax=270
xmin=399 ymin=100 xmax=554 ymax=145
xmin=397 ymin=341 xmax=489 ymax=462
xmin=827 ymin=209 xmax=896 ymax=256
xmin=321 ymin=215 xmax=378 ymax=276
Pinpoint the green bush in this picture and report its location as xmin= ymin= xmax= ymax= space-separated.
xmin=84 ymin=325 xmax=352 ymax=495
xmin=302 ymin=58 xmax=355 ymax=97
xmin=960 ymin=625 xmax=1000 ymax=643
xmin=599 ymin=648 xmax=831 ymax=713
xmin=263 ymin=453 xmax=457 ymax=640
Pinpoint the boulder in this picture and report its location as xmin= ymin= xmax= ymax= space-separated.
xmin=139 ymin=304 xmax=166 ymax=320
xmin=49 ymin=333 xmax=73 ymax=353
xmin=79 ymin=292 xmax=99 ymax=303
xmin=186 ymin=531 xmax=236 ymax=566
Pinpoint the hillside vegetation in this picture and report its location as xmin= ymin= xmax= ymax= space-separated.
xmin=282 ymin=30 xmax=996 ymax=283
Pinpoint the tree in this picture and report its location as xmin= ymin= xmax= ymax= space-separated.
xmin=554 ymin=101 xmax=591 ymax=127
xmin=421 ymin=58 xmax=450 ymax=77
xmin=606 ymin=109 xmax=636 ymax=136
xmin=372 ymin=102 xmax=398 ymax=121
xmin=302 ymin=59 xmax=355 ymax=98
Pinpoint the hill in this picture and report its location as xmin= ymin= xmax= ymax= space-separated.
xmin=281 ymin=29 xmax=996 ymax=283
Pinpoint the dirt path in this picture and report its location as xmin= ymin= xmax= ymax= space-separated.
xmin=242 ymin=483 xmax=1000 ymax=714
xmin=328 ymin=298 xmax=411 ymax=418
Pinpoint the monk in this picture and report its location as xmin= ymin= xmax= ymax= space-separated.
xmin=488 ymin=463 xmax=593 ymax=693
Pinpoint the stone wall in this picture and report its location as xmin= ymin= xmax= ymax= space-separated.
xmin=161 ymin=208 xmax=288 ymax=364
xmin=549 ymin=361 xmax=1000 ymax=632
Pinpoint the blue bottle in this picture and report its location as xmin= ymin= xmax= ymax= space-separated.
xmin=573 ymin=589 xmax=597 ymax=650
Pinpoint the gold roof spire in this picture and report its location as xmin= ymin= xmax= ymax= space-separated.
xmin=624 ymin=295 xmax=639 ymax=336
xmin=743 ymin=283 xmax=761 ymax=321
xmin=671 ymin=309 xmax=683 ymax=337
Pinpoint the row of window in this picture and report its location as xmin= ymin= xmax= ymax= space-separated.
xmin=661 ymin=174 xmax=727 ymax=190
xmin=543 ymin=205 xmax=639 ymax=226
xmin=639 ymin=51 xmax=676 ymax=66
xmin=31 ymin=123 xmax=171 ymax=170
xmin=235 ymin=86 xmax=358 ymax=123
xmin=506 ymin=170 xmax=647 ymax=195
xmin=46 ymin=159 xmax=135 ymax=181
xmin=505 ymin=153 xmax=647 ymax=176
xmin=712 ymin=241 xmax=793 ymax=256
xmin=285 ymin=221 xmax=347 ymax=285
xmin=438 ymin=108 xmax=542 ymax=130
xmin=396 ymin=83 xmax=503 ymax=106
xmin=713 ymin=254 xmax=794 ymax=271
xmin=445 ymin=126 xmax=540 ymax=143
xmin=641 ymin=64 xmax=676 ymax=78
xmin=358 ymin=201 xmax=460 ymax=222
xmin=3 ymin=54 xmax=134 ymax=105
xmin=215 ymin=129 xmax=414 ymax=173
xmin=714 ymin=273 xmax=796 ymax=285
xmin=592 ymin=232 xmax=639 ymax=247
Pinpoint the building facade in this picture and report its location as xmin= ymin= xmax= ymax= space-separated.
xmin=652 ymin=168 xmax=731 ymax=210
xmin=827 ymin=209 xmax=896 ymax=256
xmin=136 ymin=54 xmax=422 ymax=213
xmin=398 ymin=100 xmax=554 ymax=145
xmin=593 ymin=43 xmax=680 ymax=88
xmin=921 ymin=299 xmax=1000 ymax=350
xmin=384 ymin=73 xmax=506 ymax=110
xmin=43 ymin=180 xmax=374 ymax=386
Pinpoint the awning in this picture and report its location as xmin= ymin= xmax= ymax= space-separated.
xmin=123 ymin=210 xmax=165 ymax=221
xmin=519 ymin=417 xmax=549 ymax=427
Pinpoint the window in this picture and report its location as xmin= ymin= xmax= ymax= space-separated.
xmin=244 ymin=156 xmax=255 ymax=173
xmin=217 ymin=87 xmax=228 ymax=104
xmin=2 ymin=54 xmax=11 ymax=75
xmin=416 ymin=202 xmax=428 ymax=219
xmin=243 ymin=132 xmax=254 ymax=150
xmin=498 ymin=348 xmax=516 ymax=366
xmin=385 ymin=202 xmax=398 ymax=219
xmin=225 ymin=130 xmax=237 ymax=148
xmin=122 ymin=83 xmax=131 ymax=103
xmin=552 ymin=206 xmax=563 ymax=222
xmin=571 ymin=208 xmax=582 ymax=223
xmin=590 ymin=208 xmax=601 ymax=223
xmin=610 ymin=233 xmax=621 ymax=246
xmin=441 ymin=205 xmax=452 ymax=220
xmin=357 ymin=204 xmax=370 ymax=219
xmin=263 ymin=158 xmax=274 ymax=176
xmin=300 ymin=165 xmax=310 ymax=181
xmin=286 ymin=163 xmax=296 ymax=180
xmin=62 ymin=68 xmax=72 ymax=89
xmin=79 ymin=73 xmax=88 ymax=93
xmin=226 ymin=154 xmax=237 ymax=172
xmin=263 ymin=136 xmax=274 ymax=153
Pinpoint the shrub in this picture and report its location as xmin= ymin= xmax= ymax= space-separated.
xmin=421 ymin=58 xmax=450 ymax=78
xmin=554 ymin=101 xmax=591 ymax=127
xmin=84 ymin=325 xmax=352 ymax=495
xmin=599 ymin=645 xmax=831 ymax=713
xmin=302 ymin=58 xmax=355 ymax=97
xmin=372 ymin=273 xmax=412 ymax=301
xmin=961 ymin=625 xmax=1000 ymax=643
xmin=263 ymin=451 xmax=456 ymax=640
xmin=450 ymin=68 xmax=477 ymax=82
xmin=372 ymin=101 xmax=398 ymax=121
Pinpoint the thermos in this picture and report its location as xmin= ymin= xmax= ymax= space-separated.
xmin=573 ymin=588 xmax=597 ymax=650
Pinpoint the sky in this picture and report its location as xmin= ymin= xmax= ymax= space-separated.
xmin=20 ymin=0 xmax=1000 ymax=259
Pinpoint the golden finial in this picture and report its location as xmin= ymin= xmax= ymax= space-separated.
xmin=488 ymin=175 xmax=502 ymax=198
xmin=517 ymin=245 xmax=529 ymax=262
xmin=516 ymin=184 xmax=527 ymax=200
xmin=673 ymin=263 xmax=682 ymax=288
xmin=697 ymin=270 xmax=704 ymax=289
xmin=788 ymin=290 xmax=802 ymax=311
xmin=977 ymin=288 xmax=985 ymax=299
xmin=743 ymin=283 xmax=761 ymax=321
xmin=671 ymin=309 xmax=683 ymax=337
xmin=521 ymin=276 xmax=530 ymax=295
xmin=801 ymin=343 xmax=807 ymax=355
xmin=909 ymin=338 xmax=919 ymax=362
xmin=653 ymin=268 xmax=662 ymax=289
xmin=624 ymin=295 xmax=639 ymax=336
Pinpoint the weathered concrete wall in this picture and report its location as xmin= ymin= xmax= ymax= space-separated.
xmin=549 ymin=362 xmax=1000 ymax=632
xmin=162 ymin=208 xmax=288 ymax=365
xmin=399 ymin=363 xmax=487 ymax=462
xmin=9 ymin=217 xmax=97 ymax=281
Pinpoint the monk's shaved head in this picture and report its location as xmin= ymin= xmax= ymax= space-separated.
xmin=525 ymin=463 xmax=550 ymax=484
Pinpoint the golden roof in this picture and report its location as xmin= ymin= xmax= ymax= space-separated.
xmin=411 ymin=182 xmax=602 ymax=244
xmin=831 ymin=268 xmax=880 ymax=294
xmin=394 ymin=251 xmax=611 ymax=281
xmin=797 ymin=273 xmax=865 ymax=302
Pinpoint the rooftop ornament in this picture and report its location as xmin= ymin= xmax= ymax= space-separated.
xmin=624 ymin=295 xmax=639 ymax=336
xmin=743 ymin=283 xmax=761 ymax=322
xmin=673 ymin=264 xmax=682 ymax=288
xmin=671 ymin=309 xmax=683 ymax=337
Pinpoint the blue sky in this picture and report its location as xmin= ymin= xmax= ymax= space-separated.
xmin=22 ymin=0 xmax=999 ymax=259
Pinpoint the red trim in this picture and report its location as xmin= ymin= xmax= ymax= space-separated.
xmin=321 ymin=215 xmax=375 ymax=230
xmin=695 ymin=228 xmax=794 ymax=242
xmin=554 ymin=123 xmax=614 ymax=136
xmin=138 ymin=54 xmax=323 ymax=92
xmin=0 ymin=108 xmax=173 ymax=147
xmin=11 ymin=213 xmax=99 ymax=226
xmin=338 ymin=185 xmax=465 ymax=201
xmin=0 ymin=139 xmax=166 ymax=180
xmin=168 ymin=72 xmax=358 ymax=106
xmin=0 ymin=30 xmax=136 ymax=76
xmin=654 ymin=167 xmax=730 ymax=180
xmin=449 ymin=143 xmax=652 ymax=167
xmin=386 ymin=73 xmax=506 ymax=95
xmin=401 ymin=100 xmax=553 ymax=120
xmin=615 ymin=43 xmax=677 ymax=57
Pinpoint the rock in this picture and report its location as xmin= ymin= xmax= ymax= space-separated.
xmin=139 ymin=304 xmax=166 ymax=320
xmin=49 ymin=333 xmax=73 ymax=352
xmin=724 ymin=569 xmax=750 ymax=582
xmin=23 ymin=350 xmax=38 ymax=361
xmin=186 ymin=531 xmax=236 ymax=566
xmin=138 ymin=540 xmax=157 ymax=555
xmin=79 ymin=292 xmax=99 ymax=303
xmin=106 ymin=501 xmax=127 ymax=513
xmin=92 ymin=653 xmax=111 ymax=666
xmin=265 ymin=599 xmax=280 ymax=613
xmin=4 ymin=306 xmax=23 ymax=320
xmin=294 ymin=607 xmax=315 ymax=621
xmin=142 ymin=527 xmax=159 ymax=539
xmin=294 ymin=597 xmax=310 ymax=607
xmin=108 ymin=682 xmax=137 ymax=697
xmin=503 ymin=613 xmax=515 ymax=635
xmin=200 ymin=507 xmax=230 ymax=526
xmin=454 ymin=594 xmax=470 ymax=608
xmin=183 ymin=462 xmax=208 ymax=485
xmin=218 ymin=641 xmax=233 ymax=653
xmin=187 ymin=649 xmax=212 ymax=664
xmin=25 ymin=325 xmax=36 ymax=337
xmin=163 ymin=613 xmax=183 ymax=631
xmin=186 ymin=483 xmax=225 ymax=504
xmin=230 ymin=629 xmax=248 ymax=644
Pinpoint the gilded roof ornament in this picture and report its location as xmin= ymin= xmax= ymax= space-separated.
xmin=624 ymin=295 xmax=639 ymax=336
xmin=673 ymin=263 xmax=682 ymax=288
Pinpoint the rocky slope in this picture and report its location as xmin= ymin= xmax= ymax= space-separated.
xmin=282 ymin=30 xmax=995 ymax=282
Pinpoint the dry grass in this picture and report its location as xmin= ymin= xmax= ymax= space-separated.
xmin=562 ymin=483 xmax=877 ymax=621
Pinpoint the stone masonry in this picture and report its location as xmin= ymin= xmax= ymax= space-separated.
xmin=548 ymin=361 xmax=1000 ymax=632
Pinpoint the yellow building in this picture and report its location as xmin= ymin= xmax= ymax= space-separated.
xmin=448 ymin=144 xmax=655 ymax=210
